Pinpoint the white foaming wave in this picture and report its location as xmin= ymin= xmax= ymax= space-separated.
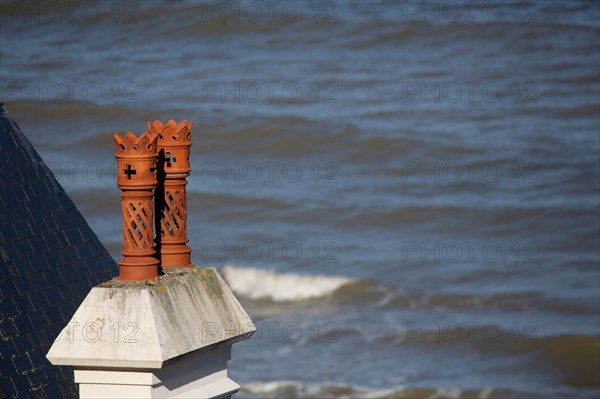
xmin=242 ymin=380 xmax=299 ymax=393
xmin=221 ymin=264 xmax=354 ymax=302
xmin=240 ymin=381 xmax=502 ymax=399
xmin=241 ymin=381 xmax=408 ymax=398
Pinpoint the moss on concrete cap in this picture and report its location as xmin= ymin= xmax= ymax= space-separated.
xmin=47 ymin=266 xmax=256 ymax=369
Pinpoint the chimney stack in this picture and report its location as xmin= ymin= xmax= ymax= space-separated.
xmin=148 ymin=119 xmax=193 ymax=269
xmin=113 ymin=131 xmax=160 ymax=281
xmin=48 ymin=118 xmax=256 ymax=398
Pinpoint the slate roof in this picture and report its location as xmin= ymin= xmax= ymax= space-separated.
xmin=0 ymin=102 xmax=119 ymax=398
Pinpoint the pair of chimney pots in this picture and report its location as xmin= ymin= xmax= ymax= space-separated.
xmin=113 ymin=120 xmax=193 ymax=281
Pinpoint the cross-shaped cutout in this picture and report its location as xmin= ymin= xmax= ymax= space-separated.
xmin=124 ymin=164 xmax=137 ymax=179
xmin=165 ymin=151 xmax=176 ymax=167
xmin=150 ymin=163 xmax=156 ymax=174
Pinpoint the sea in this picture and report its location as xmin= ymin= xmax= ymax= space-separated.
xmin=1 ymin=0 xmax=599 ymax=398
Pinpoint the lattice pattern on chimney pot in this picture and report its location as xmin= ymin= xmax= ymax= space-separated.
xmin=113 ymin=131 xmax=160 ymax=280
xmin=147 ymin=119 xmax=193 ymax=268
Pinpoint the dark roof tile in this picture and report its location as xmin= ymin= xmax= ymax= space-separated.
xmin=0 ymin=317 xmax=19 ymax=338
xmin=0 ymin=279 xmax=18 ymax=302
xmin=28 ymin=235 xmax=49 ymax=254
xmin=76 ymin=241 xmax=95 ymax=260
xmin=14 ymin=276 xmax=35 ymax=296
xmin=0 ymin=112 xmax=19 ymax=133
xmin=27 ymin=336 xmax=47 ymax=358
xmin=72 ymin=279 xmax=93 ymax=299
xmin=16 ymin=163 xmax=39 ymax=182
xmin=57 ymin=262 xmax=79 ymax=283
xmin=24 ymin=254 xmax=47 ymax=275
xmin=15 ymin=220 xmax=34 ymax=240
xmin=27 ymin=368 xmax=49 ymax=390
xmin=41 ymin=382 xmax=70 ymax=398
xmin=20 ymin=296 xmax=37 ymax=316
xmin=42 ymin=195 xmax=63 ymax=214
xmin=56 ymin=193 xmax=75 ymax=210
xmin=42 ymin=252 xmax=63 ymax=273
xmin=62 ymin=225 xmax=84 ymax=246
xmin=0 ymin=297 xmax=19 ymax=316
xmin=6 ymin=146 xmax=30 ymax=167
xmin=57 ymin=303 xmax=77 ymax=322
xmin=29 ymin=310 xmax=50 ymax=328
xmin=0 ymin=168 xmax=18 ymax=188
xmin=12 ymin=353 xmax=33 ymax=372
xmin=42 ymin=285 xmax=63 ymax=305
xmin=0 ymin=103 xmax=118 ymax=397
xmin=1 ymin=334 xmax=20 ymax=356
xmin=28 ymin=273 xmax=50 ymax=292
xmin=15 ymin=314 xmax=35 ymax=335
xmin=11 ymin=372 xmax=31 ymax=394
xmin=33 ymin=217 xmax=51 ymax=236
xmin=3 ymin=241 xmax=22 ymax=262
xmin=58 ymin=246 xmax=78 ymax=265
xmin=29 ymin=179 xmax=53 ymax=200
xmin=26 ymin=199 xmax=48 ymax=219
xmin=44 ymin=176 xmax=63 ymax=195
xmin=0 ymin=222 xmax=17 ymax=241
xmin=0 ymin=130 xmax=17 ymax=149
xmin=16 ymin=240 xmax=36 ymax=260
xmin=11 ymin=133 xmax=31 ymax=151
xmin=0 ymin=261 xmax=18 ymax=283
xmin=1 ymin=186 xmax=19 ymax=205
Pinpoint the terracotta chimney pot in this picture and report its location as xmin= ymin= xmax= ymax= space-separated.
xmin=147 ymin=119 xmax=193 ymax=269
xmin=113 ymin=131 xmax=160 ymax=280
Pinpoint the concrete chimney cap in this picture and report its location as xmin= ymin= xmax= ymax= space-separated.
xmin=47 ymin=267 xmax=256 ymax=369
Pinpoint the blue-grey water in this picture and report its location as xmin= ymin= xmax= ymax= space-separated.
xmin=1 ymin=1 xmax=599 ymax=398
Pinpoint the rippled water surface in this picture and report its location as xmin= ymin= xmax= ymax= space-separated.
xmin=1 ymin=1 xmax=599 ymax=397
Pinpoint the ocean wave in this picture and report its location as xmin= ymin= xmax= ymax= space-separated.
xmin=372 ymin=332 xmax=600 ymax=390
xmin=341 ymin=205 xmax=596 ymax=231
xmin=221 ymin=264 xmax=355 ymax=302
xmin=4 ymin=100 xmax=147 ymax=124
xmin=380 ymin=291 xmax=598 ymax=315
xmin=134 ymin=2 xmax=318 ymax=38
xmin=220 ymin=265 xmax=596 ymax=318
xmin=187 ymin=192 xmax=293 ymax=219
xmin=478 ymin=334 xmax=600 ymax=390
xmin=516 ymin=334 xmax=600 ymax=389
xmin=239 ymin=380 xmax=530 ymax=399
xmin=189 ymin=117 xmax=357 ymax=157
